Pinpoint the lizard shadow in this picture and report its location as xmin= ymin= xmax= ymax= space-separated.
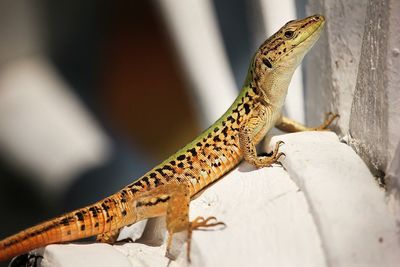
xmin=237 ymin=162 xmax=257 ymax=173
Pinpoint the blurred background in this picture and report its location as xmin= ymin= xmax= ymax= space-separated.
xmin=0 ymin=0 xmax=307 ymax=258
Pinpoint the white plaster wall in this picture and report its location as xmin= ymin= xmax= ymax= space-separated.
xmin=386 ymin=0 xmax=400 ymax=172
xmin=349 ymin=0 xmax=391 ymax=176
xmin=305 ymin=0 xmax=400 ymax=243
xmin=349 ymin=0 xmax=400 ymax=222
xmin=304 ymin=0 xmax=367 ymax=136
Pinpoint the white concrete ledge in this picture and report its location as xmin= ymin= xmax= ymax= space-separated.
xmin=37 ymin=132 xmax=399 ymax=267
xmin=269 ymin=132 xmax=400 ymax=267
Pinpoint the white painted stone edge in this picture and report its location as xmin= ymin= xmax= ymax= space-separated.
xmin=37 ymin=132 xmax=400 ymax=267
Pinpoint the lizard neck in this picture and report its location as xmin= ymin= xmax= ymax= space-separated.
xmin=258 ymin=66 xmax=295 ymax=109
xmin=243 ymin=14 xmax=325 ymax=111
xmin=244 ymin=59 xmax=295 ymax=112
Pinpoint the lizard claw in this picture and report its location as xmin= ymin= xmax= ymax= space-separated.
xmin=190 ymin=216 xmax=226 ymax=231
xmin=316 ymin=112 xmax=339 ymax=130
xmin=186 ymin=216 xmax=226 ymax=262
xmin=277 ymin=152 xmax=286 ymax=160
xmin=276 ymin=140 xmax=285 ymax=147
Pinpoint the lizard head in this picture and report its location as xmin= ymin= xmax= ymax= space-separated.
xmin=247 ymin=14 xmax=325 ymax=105
xmin=255 ymin=14 xmax=325 ymax=73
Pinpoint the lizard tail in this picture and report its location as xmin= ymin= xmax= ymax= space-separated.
xmin=0 ymin=193 xmax=132 ymax=262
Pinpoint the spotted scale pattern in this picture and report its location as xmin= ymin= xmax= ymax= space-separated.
xmin=124 ymin=86 xmax=260 ymax=197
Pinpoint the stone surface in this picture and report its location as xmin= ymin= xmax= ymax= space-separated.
xmin=270 ymin=132 xmax=400 ymax=267
xmin=387 ymin=143 xmax=400 ymax=227
xmin=349 ymin=0 xmax=400 ymax=181
xmin=37 ymin=132 xmax=399 ymax=267
xmin=305 ymin=0 xmax=367 ymax=136
xmin=349 ymin=0 xmax=390 ymax=176
xmin=305 ymin=0 xmax=400 ymax=225
xmin=41 ymin=244 xmax=131 ymax=267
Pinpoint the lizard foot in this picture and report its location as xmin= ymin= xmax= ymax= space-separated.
xmin=251 ymin=140 xmax=285 ymax=168
xmin=315 ymin=112 xmax=339 ymax=130
xmin=186 ymin=216 xmax=226 ymax=262
xmin=189 ymin=216 xmax=226 ymax=231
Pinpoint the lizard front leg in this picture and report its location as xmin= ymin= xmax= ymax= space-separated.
xmin=275 ymin=112 xmax=339 ymax=132
xmin=239 ymin=105 xmax=284 ymax=168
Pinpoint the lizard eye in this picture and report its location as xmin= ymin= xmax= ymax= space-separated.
xmin=284 ymin=30 xmax=294 ymax=39
xmin=262 ymin=58 xmax=273 ymax=68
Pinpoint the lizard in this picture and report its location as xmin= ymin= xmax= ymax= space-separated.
xmin=0 ymin=14 xmax=337 ymax=263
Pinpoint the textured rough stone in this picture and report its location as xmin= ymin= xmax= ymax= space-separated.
xmin=271 ymin=132 xmax=400 ymax=267
xmin=349 ymin=0 xmax=389 ymax=176
xmin=305 ymin=0 xmax=367 ymax=136
xmin=306 ymin=0 xmax=400 ymax=190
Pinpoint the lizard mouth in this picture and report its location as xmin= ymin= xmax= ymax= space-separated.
xmin=297 ymin=15 xmax=325 ymax=43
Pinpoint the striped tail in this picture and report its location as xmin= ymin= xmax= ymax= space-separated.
xmin=0 ymin=193 xmax=132 ymax=262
